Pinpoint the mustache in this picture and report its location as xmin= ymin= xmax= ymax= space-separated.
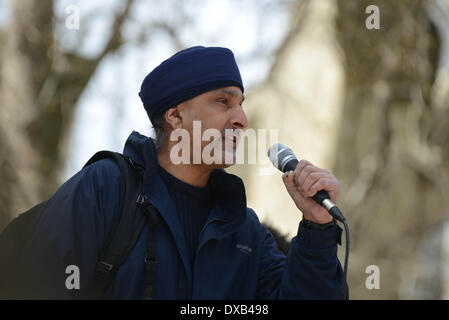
xmin=222 ymin=128 xmax=242 ymax=140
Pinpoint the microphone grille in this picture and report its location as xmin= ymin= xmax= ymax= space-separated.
xmin=268 ymin=143 xmax=296 ymax=171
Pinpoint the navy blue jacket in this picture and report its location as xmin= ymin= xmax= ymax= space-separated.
xmin=18 ymin=131 xmax=347 ymax=299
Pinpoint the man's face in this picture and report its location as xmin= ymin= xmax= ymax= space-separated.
xmin=177 ymin=86 xmax=248 ymax=168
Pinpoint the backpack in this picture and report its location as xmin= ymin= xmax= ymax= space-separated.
xmin=0 ymin=151 xmax=158 ymax=300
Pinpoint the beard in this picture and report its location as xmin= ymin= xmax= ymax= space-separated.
xmin=200 ymin=128 xmax=241 ymax=166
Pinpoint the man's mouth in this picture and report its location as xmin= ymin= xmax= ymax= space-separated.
xmin=223 ymin=135 xmax=237 ymax=149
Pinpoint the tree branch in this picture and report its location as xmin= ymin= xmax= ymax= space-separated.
xmin=95 ymin=0 xmax=135 ymax=64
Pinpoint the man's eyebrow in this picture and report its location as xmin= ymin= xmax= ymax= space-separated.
xmin=217 ymin=88 xmax=245 ymax=104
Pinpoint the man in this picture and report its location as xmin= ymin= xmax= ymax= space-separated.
xmin=3 ymin=46 xmax=347 ymax=299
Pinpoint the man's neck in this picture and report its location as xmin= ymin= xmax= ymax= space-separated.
xmin=157 ymin=149 xmax=213 ymax=188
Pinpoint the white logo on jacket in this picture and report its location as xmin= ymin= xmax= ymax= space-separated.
xmin=236 ymin=244 xmax=253 ymax=256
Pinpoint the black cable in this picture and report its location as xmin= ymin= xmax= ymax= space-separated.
xmin=342 ymin=218 xmax=350 ymax=300
xmin=329 ymin=206 xmax=350 ymax=300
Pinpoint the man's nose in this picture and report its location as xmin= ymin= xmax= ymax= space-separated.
xmin=230 ymin=107 xmax=248 ymax=129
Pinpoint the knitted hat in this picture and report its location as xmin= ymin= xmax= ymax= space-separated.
xmin=139 ymin=46 xmax=244 ymax=123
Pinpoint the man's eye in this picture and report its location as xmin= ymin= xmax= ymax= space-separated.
xmin=218 ymin=98 xmax=227 ymax=104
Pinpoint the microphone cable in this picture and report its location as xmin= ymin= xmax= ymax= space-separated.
xmin=330 ymin=206 xmax=349 ymax=300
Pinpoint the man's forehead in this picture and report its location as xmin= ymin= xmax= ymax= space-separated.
xmin=212 ymin=87 xmax=245 ymax=100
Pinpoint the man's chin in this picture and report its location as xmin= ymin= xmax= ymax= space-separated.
xmin=216 ymin=162 xmax=234 ymax=169
xmin=208 ymin=152 xmax=237 ymax=169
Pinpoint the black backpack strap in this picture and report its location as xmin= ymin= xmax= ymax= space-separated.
xmin=82 ymin=151 xmax=152 ymax=299
xmin=136 ymin=194 xmax=159 ymax=300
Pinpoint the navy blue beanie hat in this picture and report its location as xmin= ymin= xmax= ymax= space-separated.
xmin=139 ymin=46 xmax=244 ymax=123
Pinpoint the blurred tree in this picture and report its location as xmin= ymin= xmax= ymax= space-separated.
xmin=335 ymin=0 xmax=449 ymax=299
xmin=0 ymin=0 xmax=136 ymax=231
xmin=6 ymin=0 xmax=447 ymax=300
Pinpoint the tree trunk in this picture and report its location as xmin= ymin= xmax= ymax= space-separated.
xmin=0 ymin=0 xmax=56 ymax=230
xmin=335 ymin=0 xmax=448 ymax=299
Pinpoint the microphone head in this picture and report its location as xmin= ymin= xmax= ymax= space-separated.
xmin=267 ymin=143 xmax=298 ymax=172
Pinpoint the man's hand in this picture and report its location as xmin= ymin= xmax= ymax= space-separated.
xmin=282 ymin=160 xmax=340 ymax=224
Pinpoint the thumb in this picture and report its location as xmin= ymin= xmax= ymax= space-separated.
xmin=282 ymin=171 xmax=299 ymax=193
xmin=282 ymin=171 xmax=293 ymax=187
xmin=282 ymin=170 xmax=308 ymax=200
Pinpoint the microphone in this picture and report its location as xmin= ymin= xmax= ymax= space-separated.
xmin=267 ymin=143 xmax=345 ymax=222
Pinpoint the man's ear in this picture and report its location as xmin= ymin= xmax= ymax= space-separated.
xmin=164 ymin=105 xmax=183 ymax=129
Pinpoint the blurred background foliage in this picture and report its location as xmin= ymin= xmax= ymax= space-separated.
xmin=0 ymin=0 xmax=448 ymax=299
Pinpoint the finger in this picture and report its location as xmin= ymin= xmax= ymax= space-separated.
xmin=292 ymin=160 xmax=311 ymax=187
xmin=282 ymin=171 xmax=293 ymax=184
xmin=283 ymin=171 xmax=305 ymax=196
xmin=302 ymin=171 xmax=332 ymax=197
xmin=308 ymin=177 xmax=340 ymax=202
xmin=286 ymin=170 xmax=296 ymax=186
xmin=293 ymin=160 xmax=310 ymax=182
xmin=288 ymin=171 xmax=309 ymax=197
xmin=295 ymin=162 xmax=320 ymax=187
